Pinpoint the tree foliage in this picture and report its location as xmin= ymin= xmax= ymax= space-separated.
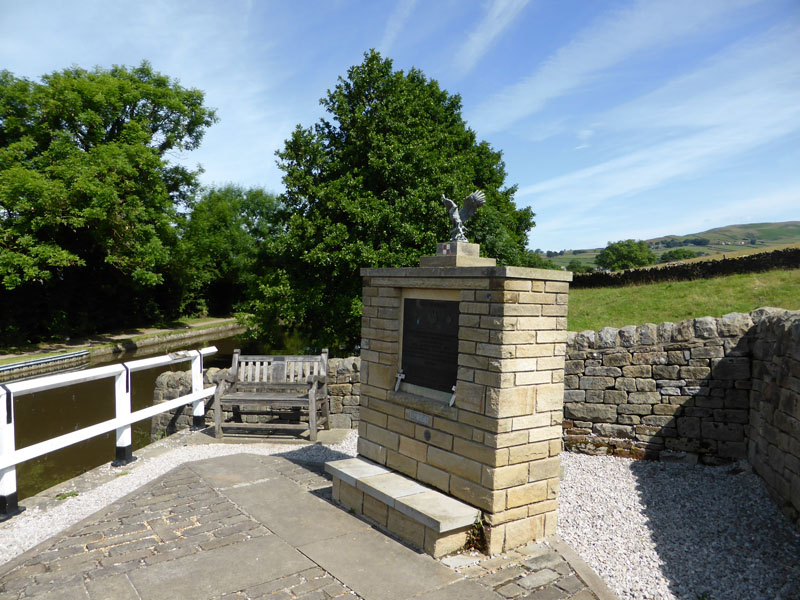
xmin=246 ymin=51 xmax=537 ymax=351
xmin=595 ymin=239 xmax=656 ymax=271
xmin=179 ymin=185 xmax=282 ymax=316
xmin=0 ymin=62 xmax=216 ymax=343
xmin=0 ymin=61 xmax=216 ymax=290
xmin=658 ymin=248 xmax=699 ymax=263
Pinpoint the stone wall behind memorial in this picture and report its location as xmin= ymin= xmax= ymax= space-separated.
xmin=564 ymin=307 xmax=800 ymax=528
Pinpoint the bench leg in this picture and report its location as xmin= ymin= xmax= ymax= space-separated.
xmin=322 ymin=396 xmax=330 ymax=430
xmin=214 ymin=394 xmax=222 ymax=439
xmin=308 ymin=392 xmax=318 ymax=442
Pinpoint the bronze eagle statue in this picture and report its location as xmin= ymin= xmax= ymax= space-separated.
xmin=441 ymin=190 xmax=486 ymax=242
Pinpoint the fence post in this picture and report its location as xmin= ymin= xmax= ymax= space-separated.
xmin=191 ymin=351 xmax=205 ymax=429
xmin=0 ymin=385 xmax=19 ymax=515
xmin=112 ymin=365 xmax=133 ymax=466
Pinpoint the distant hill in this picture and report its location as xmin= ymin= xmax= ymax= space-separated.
xmin=543 ymin=221 xmax=800 ymax=269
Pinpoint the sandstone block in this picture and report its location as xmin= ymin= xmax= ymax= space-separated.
xmin=528 ymin=425 xmax=563 ymax=443
xmin=711 ymin=357 xmax=750 ymax=380
xmin=537 ymin=330 xmax=568 ymax=343
xmin=450 ymin=476 xmax=506 ymax=512
xmin=719 ymin=312 xmax=753 ymax=337
xmin=597 ymin=327 xmax=619 ymax=348
xmin=387 ymin=507 xmax=425 ymax=549
xmin=504 ymin=515 xmax=545 ymax=550
xmin=680 ymin=366 xmax=711 ymax=380
xmin=508 ymin=442 xmax=549 ymax=464
xmin=593 ymin=423 xmax=634 ymax=438
xmin=580 ymin=376 xmax=614 ymax=390
xmin=482 ymin=463 xmax=529 ymax=489
xmin=339 ymin=481 xmax=364 ymax=514
xmin=506 ymin=482 xmax=547 ymax=508
xmin=416 ymin=463 xmax=450 ymax=492
xmin=454 ymin=437 xmax=510 ymax=466
xmin=536 ymin=383 xmax=564 ymax=412
xmin=528 ymin=457 xmax=561 ymax=482
xmin=653 ymin=365 xmax=680 ymax=379
xmin=604 ymin=352 xmax=632 ymax=367
xmin=564 ymin=403 xmax=617 ymax=422
xmin=619 ymin=325 xmax=638 ymax=347
xmin=615 ymin=377 xmax=637 ymax=391
xmin=604 ymin=390 xmax=628 ymax=404
xmin=636 ymin=379 xmax=657 ymax=392
xmin=702 ymin=421 xmax=744 ymax=441
xmin=428 ymin=446 xmax=482 ymax=483
xmin=629 ymin=392 xmax=660 ymax=404
xmin=676 ymin=417 xmax=701 ymax=438
xmin=366 ymin=424 xmax=399 ymax=451
xmin=694 ymin=316 xmax=718 ymax=339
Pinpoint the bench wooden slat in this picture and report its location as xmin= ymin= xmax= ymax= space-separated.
xmin=215 ymin=348 xmax=329 ymax=441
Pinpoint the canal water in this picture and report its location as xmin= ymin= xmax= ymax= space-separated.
xmin=13 ymin=334 xmax=245 ymax=500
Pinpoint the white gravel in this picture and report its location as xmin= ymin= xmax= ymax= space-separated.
xmin=3 ymin=434 xmax=799 ymax=600
xmin=0 ymin=431 xmax=358 ymax=566
xmin=559 ymin=451 xmax=800 ymax=600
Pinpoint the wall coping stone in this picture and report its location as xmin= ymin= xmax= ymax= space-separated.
xmin=361 ymin=265 xmax=573 ymax=281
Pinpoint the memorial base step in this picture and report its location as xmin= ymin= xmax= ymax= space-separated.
xmin=325 ymin=457 xmax=481 ymax=558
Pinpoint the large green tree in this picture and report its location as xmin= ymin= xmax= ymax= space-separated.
xmin=179 ymin=185 xmax=283 ymax=316
xmin=0 ymin=62 xmax=216 ymax=341
xmin=247 ymin=50 xmax=536 ymax=351
xmin=595 ymin=239 xmax=657 ymax=271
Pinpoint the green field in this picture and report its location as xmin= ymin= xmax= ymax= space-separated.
xmin=567 ymin=267 xmax=800 ymax=332
xmin=543 ymin=221 xmax=800 ymax=269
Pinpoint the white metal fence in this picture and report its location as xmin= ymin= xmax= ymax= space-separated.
xmin=0 ymin=346 xmax=217 ymax=515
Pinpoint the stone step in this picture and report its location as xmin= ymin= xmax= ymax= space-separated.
xmin=325 ymin=457 xmax=481 ymax=556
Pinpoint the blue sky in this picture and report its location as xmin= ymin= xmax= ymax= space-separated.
xmin=1 ymin=0 xmax=798 ymax=251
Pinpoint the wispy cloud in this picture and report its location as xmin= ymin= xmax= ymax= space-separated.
xmin=518 ymin=22 xmax=800 ymax=210
xmin=378 ymin=0 xmax=419 ymax=55
xmin=469 ymin=0 xmax=758 ymax=134
xmin=453 ymin=0 xmax=530 ymax=76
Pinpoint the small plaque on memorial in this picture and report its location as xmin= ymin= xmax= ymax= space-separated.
xmin=401 ymin=299 xmax=459 ymax=393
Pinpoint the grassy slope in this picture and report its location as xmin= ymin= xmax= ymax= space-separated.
xmin=567 ymin=267 xmax=800 ymax=332
xmin=545 ymin=221 xmax=800 ymax=269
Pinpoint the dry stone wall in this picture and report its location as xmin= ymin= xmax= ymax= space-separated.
xmin=564 ymin=307 xmax=800 ymax=528
xmin=749 ymin=311 xmax=800 ymax=527
xmin=563 ymin=312 xmax=756 ymax=464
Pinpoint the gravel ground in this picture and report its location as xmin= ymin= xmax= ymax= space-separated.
xmin=3 ymin=434 xmax=799 ymax=600
xmin=559 ymin=451 xmax=800 ymax=600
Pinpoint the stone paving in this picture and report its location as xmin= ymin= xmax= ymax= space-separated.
xmin=0 ymin=454 xmax=616 ymax=600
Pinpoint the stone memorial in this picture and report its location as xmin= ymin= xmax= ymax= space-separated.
xmin=327 ymin=191 xmax=572 ymax=556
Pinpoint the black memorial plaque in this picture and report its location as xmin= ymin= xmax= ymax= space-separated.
xmin=402 ymin=299 xmax=459 ymax=393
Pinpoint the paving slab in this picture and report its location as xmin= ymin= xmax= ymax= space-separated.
xmin=412 ymin=578 xmax=504 ymax=600
xmin=85 ymin=573 xmax=139 ymax=600
xmin=298 ymin=528 xmax=460 ymax=600
xmin=184 ymin=453 xmax=279 ymax=488
xmin=127 ymin=534 xmax=313 ymax=600
xmin=221 ymin=476 xmax=369 ymax=547
xmin=1 ymin=446 xmax=618 ymax=600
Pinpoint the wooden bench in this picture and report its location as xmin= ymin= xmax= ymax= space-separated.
xmin=214 ymin=349 xmax=329 ymax=441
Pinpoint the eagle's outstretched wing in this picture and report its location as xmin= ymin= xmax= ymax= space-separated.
xmin=458 ymin=190 xmax=486 ymax=223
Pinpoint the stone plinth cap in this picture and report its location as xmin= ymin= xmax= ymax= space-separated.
xmin=361 ymin=265 xmax=573 ymax=282
xmin=418 ymin=241 xmax=497 ymax=268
